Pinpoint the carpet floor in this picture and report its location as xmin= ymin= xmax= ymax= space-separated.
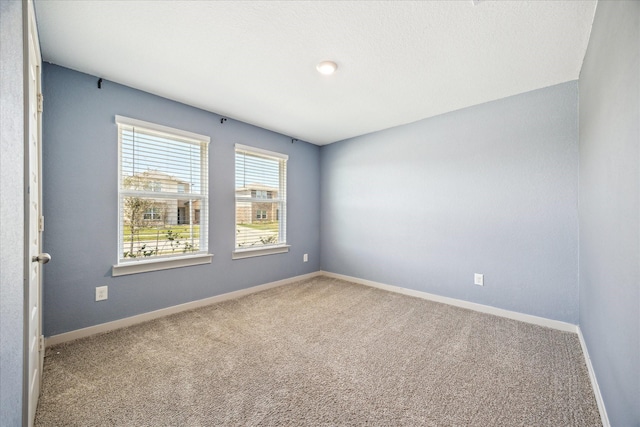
xmin=35 ymin=276 xmax=601 ymax=426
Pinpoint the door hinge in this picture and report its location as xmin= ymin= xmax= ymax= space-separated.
xmin=39 ymin=335 xmax=45 ymax=352
xmin=39 ymin=215 xmax=44 ymax=232
xmin=37 ymin=93 xmax=43 ymax=113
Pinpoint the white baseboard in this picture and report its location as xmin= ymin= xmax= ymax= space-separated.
xmin=47 ymin=269 xmax=577 ymax=343
xmin=45 ymin=271 xmax=322 ymax=347
xmin=321 ymin=270 xmax=578 ymax=333
xmin=577 ymin=326 xmax=610 ymax=427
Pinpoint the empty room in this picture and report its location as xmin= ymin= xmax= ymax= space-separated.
xmin=1 ymin=0 xmax=638 ymax=426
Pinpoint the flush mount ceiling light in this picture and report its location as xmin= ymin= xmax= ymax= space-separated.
xmin=316 ymin=61 xmax=338 ymax=75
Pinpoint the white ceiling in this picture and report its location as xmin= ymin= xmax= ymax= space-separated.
xmin=34 ymin=1 xmax=597 ymax=146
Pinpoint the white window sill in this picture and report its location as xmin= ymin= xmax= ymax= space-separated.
xmin=232 ymin=245 xmax=290 ymax=260
xmin=112 ymin=253 xmax=213 ymax=276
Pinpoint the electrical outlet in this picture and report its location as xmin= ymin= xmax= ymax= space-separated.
xmin=96 ymin=286 xmax=108 ymax=301
xmin=474 ymin=274 xmax=484 ymax=286
xmin=303 ymin=253 xmax=308 ymax=263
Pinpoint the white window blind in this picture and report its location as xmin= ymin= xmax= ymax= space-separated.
xmin=116 ymin=116 xmax=209 ymax=264
xmin=235 ymin=144 xmax=287 ymax=253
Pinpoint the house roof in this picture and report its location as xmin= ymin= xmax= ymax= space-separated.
xmin=135 ymin=170 xmax=189 ymax=185
xmin=34 ymin=1 xmax=596 ymax=146
xmin=236 ymin=184 xmax=279 ymax=193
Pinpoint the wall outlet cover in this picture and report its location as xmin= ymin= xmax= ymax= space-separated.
xmin=96 ymin=285 xmax=108 ymax=301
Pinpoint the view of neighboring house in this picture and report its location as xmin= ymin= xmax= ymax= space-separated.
xmin=124 ymin=170 xmax=201 ymax=226
xmin=235 ymin=184 xmax=279 ymax=224
xmin=125 ymin=174 xmax=277 ymax=227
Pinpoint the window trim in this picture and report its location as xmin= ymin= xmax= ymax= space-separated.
xmin=115 ymin=115 xmax=210 ymax=143
xmin=114 ymin=115 xmax=211 ymax=275
xmin=233 ymin=143 xmax=288 ymax=259
xmin=232 ymin=245 xmax=290 ymax=260
xmin=112 ymin=254 xmax=213 ymax=276
xmin=235 ymin=143 xmax=288 ymax=161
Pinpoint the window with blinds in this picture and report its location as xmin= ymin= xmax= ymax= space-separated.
xmin=116 ymin=116 xmax=209 ymax=265
xmin=234 ymin=144 xmax=288 ymax=258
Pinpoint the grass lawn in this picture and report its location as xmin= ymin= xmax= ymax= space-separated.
xmin=123 ymin=224 xmax=200 ymax=240
xmin=238 ymin=222 xmax=279 ymax=232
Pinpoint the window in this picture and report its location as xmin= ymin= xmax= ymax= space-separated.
xmin=113 ymin=116 xmax=212 ymax=276
xmin=234 ymin=144 xmax=288 ymax=259
xmin=143 ymin=207 xmax=163 ymax=221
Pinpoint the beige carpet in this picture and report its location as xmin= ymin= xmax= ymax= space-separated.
xmin=35 ymin=276 xmax=601 ymax=426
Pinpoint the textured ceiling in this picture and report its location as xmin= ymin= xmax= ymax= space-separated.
xmin=34 ymin=1 xmax=597 ymax=145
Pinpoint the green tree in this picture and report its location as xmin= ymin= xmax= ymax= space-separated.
xmin=123 ymin=175 xmax=157 ymax=258
xmin=123 ymin=196 xmax=154 ymax=258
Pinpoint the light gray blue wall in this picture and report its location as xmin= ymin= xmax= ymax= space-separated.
xmin=579 ymin=2 xmax=639 ymax=426
xmin=0 ymin=1 xmax=25 ymax=425
xmin=320 ymin=82 xmax=580 ymax=323
xmin=42 ymin=64 xmax=320 ymax=336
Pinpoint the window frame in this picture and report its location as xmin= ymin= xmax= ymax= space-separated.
xmin=112 ymin=115 xmax=213 ymax=276
xmin=143 ymin=207 xmax=163 ymax=221
xmin=233 ymin=143 xmax=289 ymax=260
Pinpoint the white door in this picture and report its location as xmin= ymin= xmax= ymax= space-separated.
xmin=26 ymin=1 xmax=46 ymax=425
